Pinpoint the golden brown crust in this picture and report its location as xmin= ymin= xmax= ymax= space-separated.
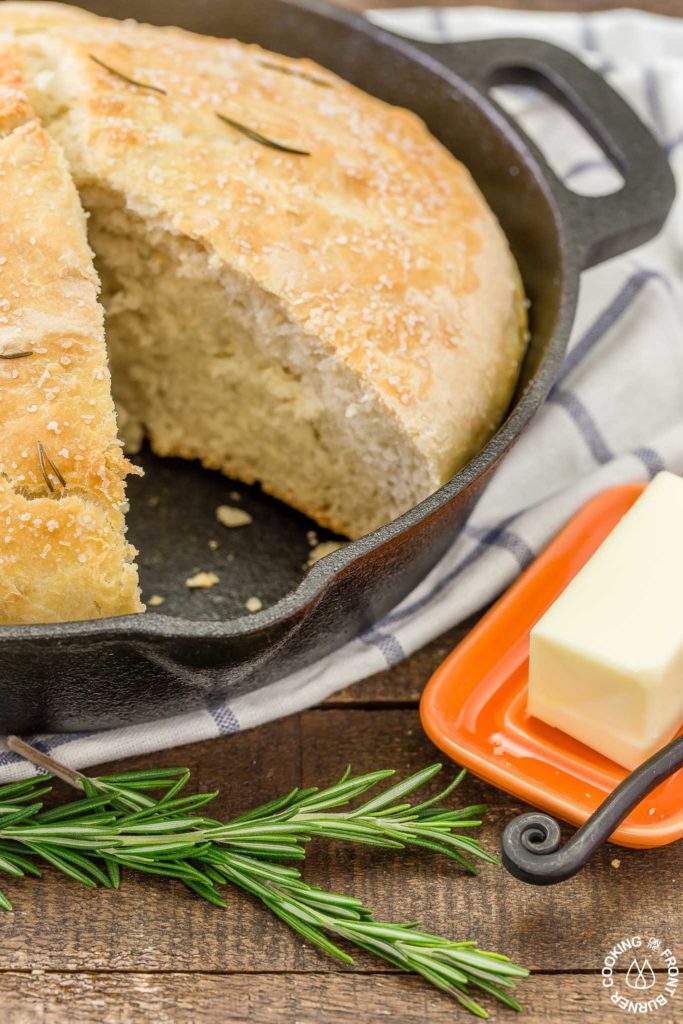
xmin=0 ymin=67 xmax=141 ymax=623
xmin=2 ymin=1 xmax=526 ymax=483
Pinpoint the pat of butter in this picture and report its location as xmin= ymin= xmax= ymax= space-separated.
xmin=528 ymin=472 xmax=683 ymax=770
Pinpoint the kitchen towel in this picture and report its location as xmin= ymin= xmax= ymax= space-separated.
xmin=2 ymin=6 xmax=682 ymax=779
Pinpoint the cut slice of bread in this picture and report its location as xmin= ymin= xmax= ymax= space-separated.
xmin=0 ymin=47 xmax=141 ymax=623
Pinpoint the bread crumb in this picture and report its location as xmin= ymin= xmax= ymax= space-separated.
xmin=147 ymin=495 xmax=160 ymax=508
xmin=245 ymin=595 xmax=262 ymax=612
xmin=307 ymin=540 xmax=345 ymax=566
xmin=611 ymin=858 xmax=621 ymax=869
xmin=306 ymin=530 xmax=318 ymax=547
xmin=186 ymin=571 xmax=219 ymax=589
xmin=216 ymin=505 xmax=252 ymax=528
xmin=148 ymin=594 xmax=165 ymax=607
xmin=228 ymin=490 xmax=242 ymax=501
xmin=208 ymin=539 xmax=219 ymax=550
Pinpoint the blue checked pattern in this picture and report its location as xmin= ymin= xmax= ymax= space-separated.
xmin=2 ymin=7 xmax=683 ymax=780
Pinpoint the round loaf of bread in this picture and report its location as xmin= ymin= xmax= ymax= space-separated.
xmin=2 ymin=1 xmax=526 ymax=547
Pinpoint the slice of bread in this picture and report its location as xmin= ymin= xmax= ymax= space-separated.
xmin=0 ymin=46 xmax=141 ymax=623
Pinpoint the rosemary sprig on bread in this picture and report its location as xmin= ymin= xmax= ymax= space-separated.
xmin=214 ymin=111 xmax=311 ymax=155
xmin=88 ymin=54 xmax=167 ymax=94
xmin=36 ymin=441 xmax=66 ymax=491
xmin=256 ymin=58 xmax=333 ymax=88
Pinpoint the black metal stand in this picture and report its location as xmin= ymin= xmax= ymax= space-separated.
xmin=501 ymin=734 xmax=683 ymax=884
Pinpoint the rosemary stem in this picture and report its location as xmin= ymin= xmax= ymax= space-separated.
xmin=6 ymin=736 xmax=85 ymax=791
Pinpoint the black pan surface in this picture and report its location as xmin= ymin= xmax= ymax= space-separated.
xmin=0 ymin=0 xmax=674 ymax=731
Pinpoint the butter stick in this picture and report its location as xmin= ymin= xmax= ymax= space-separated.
xmin=528 ymin=472 xmax=683 ymax=769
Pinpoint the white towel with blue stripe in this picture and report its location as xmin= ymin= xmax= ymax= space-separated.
xmin=2 ymin=6 xmax=683 ymax=779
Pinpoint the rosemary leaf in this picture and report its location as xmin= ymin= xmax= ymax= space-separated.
xmin=104 ymin=857 xmax=121 ymax=889
xmin=215 ymin=112 xmax=310 ymax=156
xmin=89 ymin=54 xmax=167 ymax=95
xmin=37 ymin=441 xmax=66 ymax=492
xmin=346 ymin=764 xmax=443 ymax=816
xmin=44 ymin=847 xmax=114 ymax=889
xmin=0 ymin=780 xmax=51 ymax=801
xmin=0 ymin=350 xmax=34 ymax=360
xmin=263 ymin=898 xmax=355 ymax=964
xmin=36 ymin=795 xmax=117 ymax=824
xmin=118 ymin=791 xmax=218 ymax=825
xmin=286 ymin=768 xmax=396 ymax=811
xmin=257 ymin=59 xmax=332 ymax=89
xmin=227 ymin=787 xmax=316 ymax=824
xmin=0 ymin=855 xmax=25 ymax=878
xmin=158 ymin=769 xmax=193 ymax=803
xmin=0 ymin=804 xmax=45 ymax=829
xmin=199 ymin=863 xmax=227 ymax=887
xmin=25 ymin=843 xmax=100 ymax=889
xmin=182 ymin=878 xmax=227 ymax=908
xmin=216 ymin=840 xmax=306 ymax=860
xmin=0 ymin=848 xmax=41 ymax=878
xmin=99 ymin=768 xmax=191 ymax=783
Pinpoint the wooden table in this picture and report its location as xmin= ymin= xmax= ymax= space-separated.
xmin=3 ymin=1 xmax=681 ymax=1021
xmin=3 ymin=623 xmax=681 ymax=1023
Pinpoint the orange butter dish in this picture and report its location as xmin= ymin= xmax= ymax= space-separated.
xmin=420 ymin=482 xmax=683 ymax=850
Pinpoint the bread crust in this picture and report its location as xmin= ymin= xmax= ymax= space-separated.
xmin=2 ymin=2 xmax=527 ymax=485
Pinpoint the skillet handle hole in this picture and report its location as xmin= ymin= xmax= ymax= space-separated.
xmin=490 ymin=78 xmax=624 ymax=198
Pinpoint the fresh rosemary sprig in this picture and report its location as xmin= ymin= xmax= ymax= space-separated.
xmin=215 ymin=112 xmax=310 ymax=156
xmin=0 ymin=739 xmax=527 ymax=1017
xmin=89 ymin=54 xmax=167 ymax=95
xmin=208 ymin=854 xmax=527 ymax=1016
xmin=36 ymin=441 xmax=66 ymax=491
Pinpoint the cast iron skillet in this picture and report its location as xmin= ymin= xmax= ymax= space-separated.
xmin=0 ymin=0 xmax=674 ymax=732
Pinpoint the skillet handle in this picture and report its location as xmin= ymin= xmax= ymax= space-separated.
xmin=417 ymin=37 xmax=675 ymax=269
xmin=501 ymin=733 xmax=683 ymax=885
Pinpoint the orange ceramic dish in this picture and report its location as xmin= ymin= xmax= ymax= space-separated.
xmin=420 ymin=482 xmax=683 ymax=849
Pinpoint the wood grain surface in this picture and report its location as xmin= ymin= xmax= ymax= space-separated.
xmin=2 ymin=1 xmax=681 ymax=1021
xmin=0 ymin=973 xmax=668 ymax=1024
xmin=2 ymin=707 xmax=681 ymax=1021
